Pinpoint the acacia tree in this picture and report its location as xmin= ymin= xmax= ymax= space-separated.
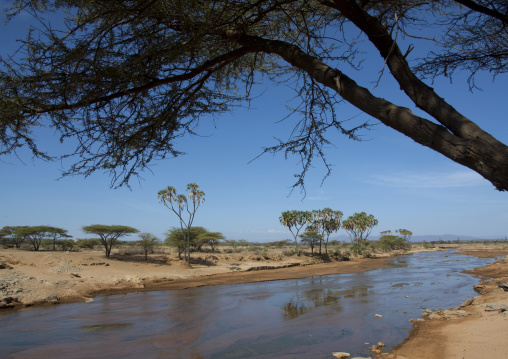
xmin=158 ymin=184 xmax=205 ymax=264
xmin=16 ymin=225 xmax=53 ymax=251
xmin=82 ymin=224 xmax=139 ymax=258
xmin=280 ymin=210 xmax=312 ymax=252
xmin=299 ymin=229 xmax=323 ymax=255
xmin=342 ymin=212 xmax=378 ymax=251
xmin=138 ymin=233 xmax=160 ymax=261
xmin=0 ymin=226 xmax=28 ymax=248
xmin=46 ymin=226 xmax=71 ymax=251
xmin=164 ymin=226 xmax=207 ymax=259
xmin=1 ymin=1 xmax=507 ymax=191
xmin=196 ymin=231 xmax=224 ymax=252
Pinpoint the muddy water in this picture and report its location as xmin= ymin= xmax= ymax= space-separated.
xmin=0 ymin=251 xmax=497 ymax=358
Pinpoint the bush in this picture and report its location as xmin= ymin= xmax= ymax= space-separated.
xmin=76 ymin=238 xmax=100 ymax=249
xmin=58 ymin=239 xmax=75 ymax=251
xmin=331 ymin=249 xmax=351 ymax=261
xmin=41 ymin=238 xmax=53 ymax=250
xmin=377 ymin=235 xmax=411 ymax=252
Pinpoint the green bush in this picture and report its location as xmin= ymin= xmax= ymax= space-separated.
xmin=76 ymin=238 xmax=100 ymax=249
xmin=58 ymin=239 xmax=75 ymax=251
xmin=331 ymin=249 xmax=351 ymax=261
xmin=377 ymin=235 xmax=411 ymax=252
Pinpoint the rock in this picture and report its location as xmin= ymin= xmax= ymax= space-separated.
xmin=459 ymin=297 xmax=474 ymax=307
xmin=332 ymin=352 xmax=350 ymax=358
xmin=442 ymin=309 xmax=469 ymax=318
xmin=377 ymin=342 xmax=385 ymax=347
xmin=473 ymin=285 xmax=485 ymax=294
xmin=485 ymin=303 xmax=508 ymax=312
xmin=496 ymin=282 xmax=508 ymax=291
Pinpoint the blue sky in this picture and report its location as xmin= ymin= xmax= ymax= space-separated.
xmin=1 ymin=4 xmax=507 ymax=242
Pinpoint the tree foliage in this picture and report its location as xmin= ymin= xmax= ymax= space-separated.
xmin=165 ymin=226 xmax=220 ymax=258
xmin=377 ymin=235 xmax=411 ymax=252
xmin=279 ymin=210 xmax=312 ymax=251
xmin=82 ymin=224 xmax=139 ymax=258
xmin=196 ymin=231 xmax=224 ymax=252
xmin=310 ymin=208 xmax=343 ymax=254
xmin=15 ymin=225 xmax=55 ymax=251
xmin=138 ymin=232 xmax=160 ymax=261
xmin=46 ymin=226 xmax=71 ymax=251
xmin=0 ymin=226 xmax=29 ymax=248
xmin=396 ymin=229 xmax=413 ymax=241
xmin=1 ymin=1 xmax=507 ymax=190
xmin=299 ymin=229 xmax=323 ymax=255
xmin=342 ymin=212 xmax=378 ymax=250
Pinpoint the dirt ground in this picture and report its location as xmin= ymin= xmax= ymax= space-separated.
xmin=1 ymin=244 xmax=507 ymax=359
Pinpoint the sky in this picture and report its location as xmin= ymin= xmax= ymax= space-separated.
xmin=1 ymin=3 xmax=507 ymax=242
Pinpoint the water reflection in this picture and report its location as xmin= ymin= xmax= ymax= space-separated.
xmin=283 ymin=284 xmax=375 ymax=320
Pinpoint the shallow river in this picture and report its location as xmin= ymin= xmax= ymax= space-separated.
xmin=0 ymin=251 xmax=498 ymax=359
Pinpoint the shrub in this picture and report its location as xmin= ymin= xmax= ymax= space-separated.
xmin=76 ymin=238 xmax=100 ymax=249
xmin=377 ymin=235 xmax=411 ymax=252
xmin=58 ymin=239 xmax=75 ymax=251
xmin=331 ymin=249 xmax=351 ymax=261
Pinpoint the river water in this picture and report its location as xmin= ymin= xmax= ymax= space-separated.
xmin=0 ymin=251 xmax=498 ymax=359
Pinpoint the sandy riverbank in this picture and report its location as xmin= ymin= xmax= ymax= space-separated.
xmin=0 ymin=247 xmax=400 ymax=307
xmin=1 ymin=245 xmax=508 ymax=359
xmin=384 ymin=248 xmax=508 ymax=359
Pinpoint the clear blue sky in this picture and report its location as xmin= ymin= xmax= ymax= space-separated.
xmin=1 ymin=4 xmax=507 ymax=242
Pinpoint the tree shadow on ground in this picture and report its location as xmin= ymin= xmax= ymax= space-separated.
xmin=110 ymin=252 xmax=171 ymax=265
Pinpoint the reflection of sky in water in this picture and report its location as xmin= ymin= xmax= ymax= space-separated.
xmin=0 ymin=251 xmax=497 ymax=359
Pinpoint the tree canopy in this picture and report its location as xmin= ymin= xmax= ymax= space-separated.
xmin=342 ymin=212 xmax=378 ymax=250
xmin=164 ymin=226 xmax=221 ymax=258
xmin=279 ymin=210 xmax=312 ymax=251
xmin=1 ymin=1 xmax=507 ymax=190
xmin=82 ymin=224 xmax=139 ymax=257
xmin=15 ymin=225 xmax=54 ymax=251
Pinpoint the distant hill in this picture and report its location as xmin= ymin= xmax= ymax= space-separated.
xmin=329 ymin=234 xmax=506 ymax=243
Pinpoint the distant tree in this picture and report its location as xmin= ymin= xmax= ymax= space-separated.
xmin=46 ymin=226 xmax=71 ymax=251
xmin=279 ymin=210 xmax=313 ymax=252
xmin=299 ymin=229 xmax=323 ymax=255
xmin=138 ymin=233 xmax=160 ymax=261
xmin=310 ymin=208 xmax=343 ymax=254
xmin=82 ymin=225 xmax=139 ymax=258
xmin=75 ymin=238 xmax=100 ymax=249
xmin=377 ymin=235 xmax=411 ymax=252
xmin=0 ymin=226 xmax=29 ymax=248
xmin=342 ymin=212 xmax=378 ymax=251
xmin=58 ymin=239 xmax=75 ymax=251
xmin=266 ymin=239 xmax=291 ymax=248
xmin=15 ymin=225 xmax=54 ymax=251
xmin=196 ymin=231 xmax=224 ymax=252
xmin=158 ymin=183 xmax=205 ymax=264
xmin=380 ymin=230 xmax=392 ymax=236
xmin=164 ymin=226 xmax=207 ymax=259
xmin=396 ymin=229 xmax=413 ymax=241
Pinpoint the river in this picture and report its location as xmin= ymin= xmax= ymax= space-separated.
xmin=0 ymin=251 xmax=497 ymax=358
